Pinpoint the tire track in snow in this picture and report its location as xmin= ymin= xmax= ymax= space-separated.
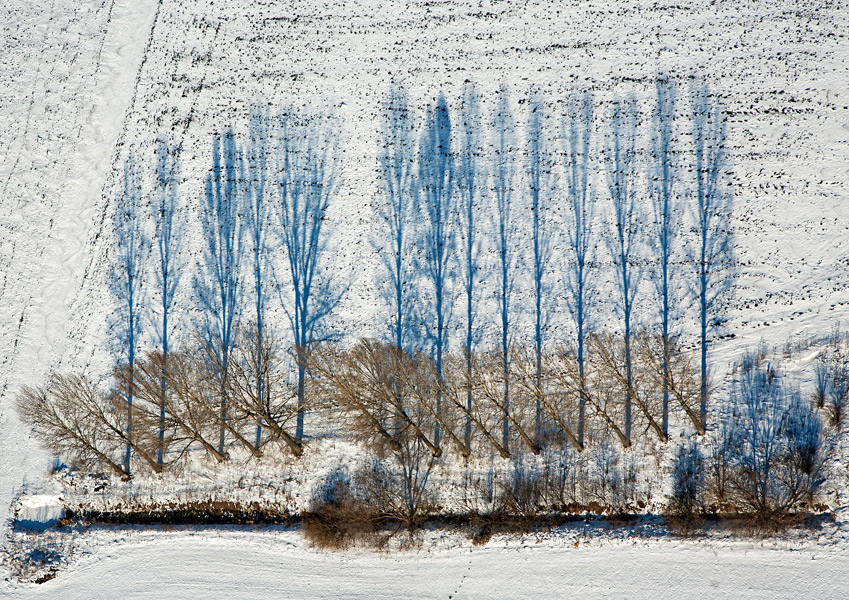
xmin=0 ymin=0 xmax=131 ymax=385
xmin=67 ymin=0 xmax=222 ymax=375
xmin=0 ymin=0 xmax=56 ymax=200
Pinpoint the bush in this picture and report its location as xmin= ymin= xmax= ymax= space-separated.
xmin=827 ymin=364 xmax=847 ymax=427
xmin=813 ymin=359 xmax=829 ymax=409
xmin=586 ymin=441 xmax=622 ymax=509
xmin=460 ymin=459 xmax=502 ymax=517
xmin=707 ymin=416 xmax=734 ymax=510
xmin=540 ymin=444 xmax=578 ymax=509
xmin=302 ymin=468 xmax=378 ymax=550
xmin=720 ymin=353 xmax=826 ymax=528
xmin=666 ymin=439 xmax=705 ymax=532
xmin=354 ymin=445 xmax=436 ymax=528
xmin=498 ymin=457 xmax=543 ymax=519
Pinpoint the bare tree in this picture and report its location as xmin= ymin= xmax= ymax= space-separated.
xmin=440 ymin=351 xmax=509 ymax=458
xmin=310 ymin=340 xmax=439 ymax=457
xmin=417 ymin=94 xmax=456 ymax=449
xmin=525 ymin=92 xmax=555 ymax=442
xmin=603 ymin=95 xmax=641 ymax=442
xmin=590 ymin=332 xmax=666 ymax=443
xmin=275 ymin=109 xmax=343 ymax=445
xmin=474 ymin=349 xmax=539 ymax=455
xmin=690 ymin=79 xmax=734 ymax=431
xmin=490 ymin=85 xmax=518 ymax=452
xmin=561 ymin=91 xmax=596 ymax=446
xmin=196 ymin=127 xmax=244 ymax=456
xmin=17 ymin=373 xmax=160 ymax=476
xmin=634 ymin=331 xmax=702 ymax=432
xmin=547 ymin=344 xmax=629 ymax=448
xmin=151 ymin=136 xmax=184 ymax=467
xmin=128 ymin=343 xmax=260 ymax=463
xmin=110 ymin=153 xmax=148 ymax=475
xmin=648 ymin=75 xmax=680 ymax=437
xmin=227 ymin=324 xmax=303 ymax=456
xmin=512 ymin=346 xmax=582 ymax=451
xmin=456 ymin=82 xmax=484 ymax=452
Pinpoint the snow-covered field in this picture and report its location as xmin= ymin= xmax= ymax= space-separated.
xmin=3 ymin=0 xmax=849 ymax=595
xmin=6 ymin=527 xmax=849 ymax=599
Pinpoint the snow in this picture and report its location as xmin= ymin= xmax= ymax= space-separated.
xmin=14 ymin=496 xmax=64 ymax=532
xmin=0 ymin=0 xmax=160 ymax=540
xmin=2 ymin=0 xmax=849 ymax=594
xmin=5 ymin=528 xmax=849 ymax=599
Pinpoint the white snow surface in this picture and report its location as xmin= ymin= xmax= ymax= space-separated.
xmin=14 ymin=496 xmax=64 ymax=530
xmin=1 ymin=0 xmax=160 ymax=538
xmin=2 ymin=0 xmax=849 ymax=595
xmin=4 ymin=527 xmax=849 ymax=599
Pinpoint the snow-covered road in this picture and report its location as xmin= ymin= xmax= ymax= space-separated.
xmin=6 ymin=530 xmax=849 ymax=599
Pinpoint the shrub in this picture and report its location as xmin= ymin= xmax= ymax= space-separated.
xmin=540 ymin=444 xmax=578 ymax=509
xmin=586 ymin=441 xmax=622 ymax=510
xmin=707 ymin=416 xmax=735 ymax=510
xmin=354 ymin=438 xmax=437 ymax=528
xmin=666 ymin=439 xmax=705 ymax=532
xmin=302 ymin=468 xmax=378 ymax=550
xmin=827 ymin=364 xmax=847 ymax=427
xmin=813 ymin=358 xmax=829 ymax=409
xmin=721 ymin=353 xmax=826 ymax=528
xmin=460 ymin=459 xmax=502 ymax=517
xmin=498 ymin=457 xmax=543 ymax=519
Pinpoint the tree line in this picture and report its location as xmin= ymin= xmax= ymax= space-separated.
xmin=17 ymin=75 xmax=735 ymax=477
xmin=372 ymin=77 xmax=732 ymax=457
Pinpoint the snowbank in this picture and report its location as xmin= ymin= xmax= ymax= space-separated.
xmin=14 ymin=496 xmax=65 ymax=532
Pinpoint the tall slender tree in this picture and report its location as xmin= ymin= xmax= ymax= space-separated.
xmin=151 ymin=137 xmax=183 ymax=466
xmin=491 ymin=85 xmax=517 ymax=452
xmin=418 ymin=94 xmax=455 ymax=449
xmin=245 ymin=105 xmax=272 ymax=449
xmin=562 ymin=92 xmax=595 ymax=447
xmin=604 ymin=95 xmax=640 ymax=442
xmin=649 ymin=75 xmax=679 ymax=436
xmin=457 ymin=82 xmax=483 ymax=452
xmin=691 ymin=79 xmax=733 ymax=432
xmin=197 ymin=128 xmax=243 ymax=456
xmin=111 ymin=153 xmax=147 ymax=475
xmin=526 ymin=92 xmax=553 ymax=442
xmin=276 ymin=110 xmax=342 ymax=444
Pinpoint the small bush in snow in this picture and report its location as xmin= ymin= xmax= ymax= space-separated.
xmin=720 ymin=352 xmax=826 ymax=528
xmin=460 ymin=459 xmax=502 ymax=517
xmin=355 ymin=443 xmax=437 ymax=528
xmin=303 ymin=468 xmax=378 ymax=550
xmin=498 ymin=457 xmax=543 ymax=519
xmin=812 ymin=358 xmax=829 ymax=409
xmin=666 ymin=439 xmax=705 ymax=532
xmin=826 ymin=363 xmax=847 ymax=428
xmin=586 ymin=441 xmax=622 ymax=509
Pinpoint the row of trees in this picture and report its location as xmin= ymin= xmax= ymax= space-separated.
xmin=17 ymin=325 xmax=700 ymax=475
xmin=109 ymin=108 xmax=341 ymax=474
xmin=71 ymin=76 xmax=734 ymax=477
xmin=305 ymin=348 xmax=825 ymax=537
xmin=16 ymin=336 xmax=827 ymax=532
xmin=375 ymin=77 xmax=733 ymax=457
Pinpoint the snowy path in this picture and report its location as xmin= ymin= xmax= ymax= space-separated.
xmin=0 ymin=0 xmax=158 ymax=541
xmin=6 ymin=530 xmax=849 ymax=599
